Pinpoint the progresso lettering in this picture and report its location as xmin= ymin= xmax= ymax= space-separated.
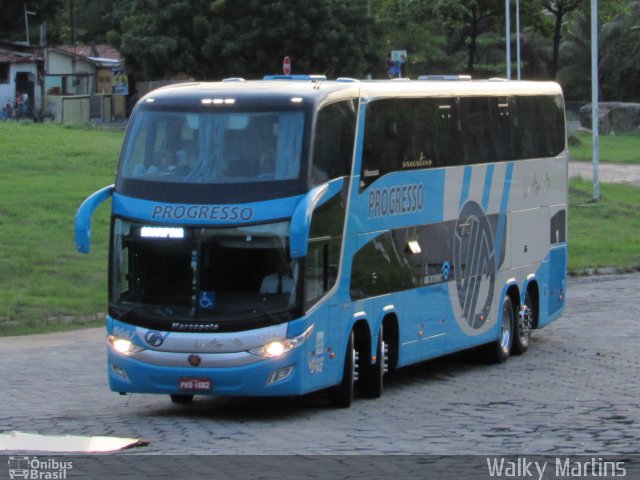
xmin=368 ymin=183 xmax=424 ymax=219
xmin=151 ymin=204 xmax=254 ymax=221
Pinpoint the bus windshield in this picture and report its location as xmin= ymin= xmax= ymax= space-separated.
xmin=119 ymin=109 xmax=305 ymax=184
xmin=110 ymin=218 xmax=300 ymax=327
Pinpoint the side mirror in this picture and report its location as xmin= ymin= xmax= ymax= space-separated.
xmin=75 ymin=185 xmax=114 ymax=254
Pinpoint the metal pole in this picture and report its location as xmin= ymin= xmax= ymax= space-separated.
xmin=591 ymin=0 xmax=600 ymax=201
xmin=516 ymin=0 xmax=521 ymax=80
xmin=24 ymin=3 xmax=30 ymax=45
xmin=505 ymin=0 xmax=511 ymax=79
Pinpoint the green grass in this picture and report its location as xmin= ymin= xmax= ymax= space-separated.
xmin=568 ymin=177 xmax=640 ymax=273
xmin=0 ymin=122 xmax=638 ymax=335
xmin=569 ymin=132 xmax=640 ymax=164
xmin=0 ymin=122 xmax=121 ymax=335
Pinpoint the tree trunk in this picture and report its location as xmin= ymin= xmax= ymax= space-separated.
xmin=467 ymin=6 xmax=478 ymax=74
xmin=550 ymin=6 xmax=563 ymax=79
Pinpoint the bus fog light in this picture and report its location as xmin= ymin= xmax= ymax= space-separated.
xmin=108 ymin=335 xmax=145 ymax=356
xmin=111 ymin=363 xmax=129 ymax=380
xmin=267 ymin=366 xmax=294 ymax=384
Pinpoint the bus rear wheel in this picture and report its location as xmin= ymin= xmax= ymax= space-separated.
xmin=328 ymin=331 xmax=357 ymax=408
xmin=487 ymin=295 xmax=514 ymax=363
xmin=513 ymin=291 xmax=534 ymax=355
xmin=359 ymin=325 xmax=387 ymax=398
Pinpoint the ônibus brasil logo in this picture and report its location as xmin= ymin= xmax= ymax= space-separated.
xmin=8 ymin=456 xmax=73 ymax=479
xmin=453 ymin=200 xmax=496 ymax=330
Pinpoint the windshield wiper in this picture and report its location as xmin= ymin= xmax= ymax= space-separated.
xmin=225 ymin=306 xmax=287 ymax=324
xmin=112 ymin=304 xmax=175 ymax=322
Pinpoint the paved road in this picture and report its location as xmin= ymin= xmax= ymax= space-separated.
xmin=0 ymin=274 xmax=638 ymax=456
xmin=569 ymin=161 xmax=640 ymax=187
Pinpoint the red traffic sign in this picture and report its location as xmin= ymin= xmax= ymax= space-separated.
xmin=283 ymin=56 xmax=291 ymax=75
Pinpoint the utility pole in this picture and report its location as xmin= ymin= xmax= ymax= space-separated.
xmin=23 ymin=3 xmax=36 ymax=45
xmin=591 ymin=0 xmax=600 ymax=201
xmin=70 ymin=0 xmax=77 ymax=45
xmin=516 ymin=0 xmax=521 ymax=80
xmin=505 ymin=0 xmax=511 ymax=79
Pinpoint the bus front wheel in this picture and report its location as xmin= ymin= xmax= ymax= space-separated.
xmin=328 ymin=331 xmax=356 ymax=408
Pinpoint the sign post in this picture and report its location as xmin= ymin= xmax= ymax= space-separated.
xmin=283 ymin=56 xmax=291 ymax=76
xmin=389 ymin=50 xmax=407 ymax=79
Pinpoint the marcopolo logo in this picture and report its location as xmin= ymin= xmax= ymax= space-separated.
xmin=144 ymin=330 xmax=165 ymax=347
xmin=8 ymin=457 xmax=73 ymax=479
xmin=453 ymin=200 xmax=496 ymax=330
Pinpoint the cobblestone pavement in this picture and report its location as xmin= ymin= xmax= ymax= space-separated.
xmin=0 ymin=274 xmax=638 ymax=456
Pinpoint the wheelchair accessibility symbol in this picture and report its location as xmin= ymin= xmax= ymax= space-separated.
xmin=198 ymin=291 xmax=216 ymax=310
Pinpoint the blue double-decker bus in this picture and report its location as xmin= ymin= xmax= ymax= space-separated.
xmin=75 ymin=75 xmax=567 ymax=406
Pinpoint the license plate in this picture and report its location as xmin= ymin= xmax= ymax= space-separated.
xmin=179 ymin=377 xmax=212 ymax=391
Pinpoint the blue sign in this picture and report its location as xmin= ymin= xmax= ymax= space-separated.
xmin=198 ymin=291 xmax=216 ymax=310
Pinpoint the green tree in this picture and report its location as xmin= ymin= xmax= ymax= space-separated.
xmin=434 ymin=0 xmax=504 ymax=76
xmin=556 ymin=2 xmax=640 ymax=101
xmin=0 ymin=0 xmax=63 ymax=43
xmin=542 ymin=0 xmax=581 ymax=79
xmin=70 ymin=0 xmax=130 ymax=44
xmin=111 ymin=0 xmax=379 ymax=80
xmin=374 ymin=0 xmax=449 ymax=77
xmin=597 ymin=2 xmax=640 ymax=101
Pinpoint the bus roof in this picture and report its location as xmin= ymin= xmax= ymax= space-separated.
xmin=140 ymin=78 xmax=563 ymax=107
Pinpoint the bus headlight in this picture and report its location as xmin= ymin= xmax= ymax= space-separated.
xmin=249 ymin=325 xmax=314 ymax=358
xmin=108 ymin=335 xmax=145 ymax=356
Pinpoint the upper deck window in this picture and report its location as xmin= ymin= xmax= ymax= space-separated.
xmin=310 ymin=99 xmax=357 ymax=185
xmin=360 ymin=94 xmax=565 ymax=189
xmin=120 ymin=109 xmax=305 ymax=185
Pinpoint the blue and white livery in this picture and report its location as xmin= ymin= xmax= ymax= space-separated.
xmin=76 ymin=75 xmax=567 ymax=406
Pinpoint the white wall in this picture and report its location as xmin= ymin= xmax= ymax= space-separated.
xmin=0 ymin=62 xmax=41 ymax=111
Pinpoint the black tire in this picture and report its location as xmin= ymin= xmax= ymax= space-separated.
xmin=488 ymin=295 xmax=514 ymax=363
xmin=359 ymin=325 xmax=386 ymax=399
xmin=328 ymin=331 xmax=356 ymax=408
xmin=513 ymin=291 xmax=534 ymax=355
xmin=170 ymin=394 xmax=194 ymax=404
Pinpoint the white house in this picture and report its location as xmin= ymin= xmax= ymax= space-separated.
xmin=0 ymin=43 xmax=43 ymax=116
xmin=44 ymin=44 xmax=122 ymax=96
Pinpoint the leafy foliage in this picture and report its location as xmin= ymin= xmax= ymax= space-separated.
xmin=110 ymin=0 xmax=379 ymax=80
xmin=5 ymin=0 xmax=640 ymax=100
xmin=0 ymin=0 xmax=63 ymax=43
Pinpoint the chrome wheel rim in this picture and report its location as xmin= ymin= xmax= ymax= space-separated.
xmin=500 ymin=308 xmax=512 ymax=354
xmin=518 ymin=305 xmax=533 ymax=343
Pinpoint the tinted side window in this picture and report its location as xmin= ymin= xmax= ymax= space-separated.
xmin=361 ymin=98 xmax=459 ymax=189
xmin=311 ymin=99 xmax=357 ymax=185
xmin=350 ymin=231 xmax=414 ymax=300
xmin=359 ymin=94 xmax=565 ymax=190
xmin=431 ymin=98 xmax=461 ymax=167
xmin=459 ymin=97 xmax=495 ymax=164
xmin=304 ymin=189 xmax=347 ymax=309
xmin=514 ymin=95 xmax=565 ymax=159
